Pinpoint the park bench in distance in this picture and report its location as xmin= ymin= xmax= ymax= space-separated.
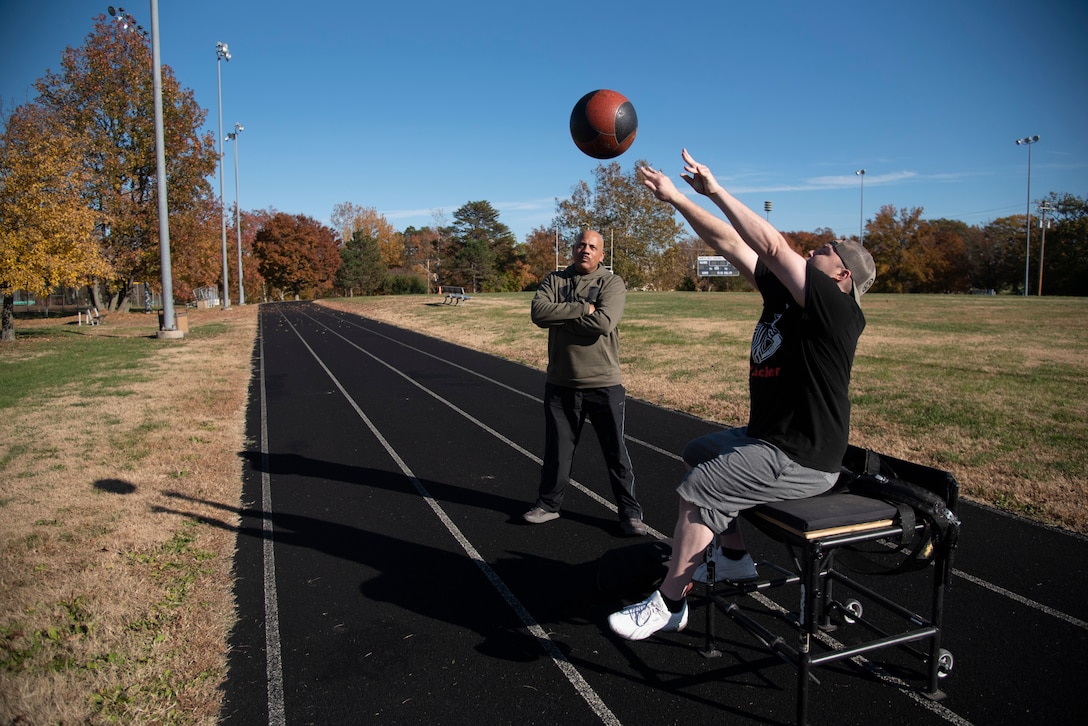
xmin=438 ymin=286 xmax=472 ymax=305
xmin=80 ymin=308 xmax=106 ymax=326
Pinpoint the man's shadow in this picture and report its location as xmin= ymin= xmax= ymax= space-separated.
xmin=157 ymin=458 xmax=626 ymax=666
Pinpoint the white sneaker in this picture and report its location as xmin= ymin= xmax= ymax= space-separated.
xmin=692 ymin=547 xmax=758 ymax=584
xmin=523 ymin=506 xmax=559 ymax=524
xmin=607 ymin=591 xmax=688 ymax=641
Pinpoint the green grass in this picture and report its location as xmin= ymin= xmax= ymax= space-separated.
xmin=0 ymin=315 xmax=239 ymax=411
xmin=0 ymin=327 xmax=156 ymax=409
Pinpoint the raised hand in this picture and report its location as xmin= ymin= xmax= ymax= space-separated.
xmin=679 ymin=148 xmax=722 ymax=197
xmin=639 ymin=165 xmax=684 ymax=204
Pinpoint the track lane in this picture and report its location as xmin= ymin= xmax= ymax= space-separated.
xmin=220 ymin=301 xmax=1087 ymax=726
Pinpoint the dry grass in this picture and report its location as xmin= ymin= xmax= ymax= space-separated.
xmin=0 ymin=306 xmax=257 ymax=724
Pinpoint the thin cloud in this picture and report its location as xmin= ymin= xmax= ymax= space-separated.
xmin=383 ymin=198 xmax=555 ymax=224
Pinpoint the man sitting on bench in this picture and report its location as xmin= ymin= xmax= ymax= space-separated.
xmin=608 ymin=149 xmax=876 ymax=641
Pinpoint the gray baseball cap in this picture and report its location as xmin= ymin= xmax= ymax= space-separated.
xmin=831 ymin=240 xmax=876 ymax=305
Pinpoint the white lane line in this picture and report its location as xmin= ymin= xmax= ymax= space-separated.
xmin=296 ymin=308 xmax=988 ymax=725
xmin=258 ymin=313 xmax=286 ymax=725
xmin=301 ymin=309 xmax=665 ymax=538
xmin=952 ymin=569 xmax=1087 ymax=630
xmin=320 ymin=307 xmax=1088 ymax=634
xmin=324 ymin=309 xmax=683 ymax=462
xmin=280 ymin=310 xmax=622 ymax=726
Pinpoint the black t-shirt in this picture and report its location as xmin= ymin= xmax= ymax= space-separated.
xmin=746 ymin=261 xmax=865 ymax=472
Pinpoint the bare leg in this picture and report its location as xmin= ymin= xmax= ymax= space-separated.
xmin=681 ymin=460 xmax=748 ymax=554
xmin=659 ymin=498 xmax=715 ymax=600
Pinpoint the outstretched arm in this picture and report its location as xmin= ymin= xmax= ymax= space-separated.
xmin=641 ymin=164 xmax=759 ymax=288
xmin=678 ymin=149 xmax=808 ymax=305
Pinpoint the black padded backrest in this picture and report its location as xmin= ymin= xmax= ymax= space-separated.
xmin=842 ymin=445 xmax=959 ymax=512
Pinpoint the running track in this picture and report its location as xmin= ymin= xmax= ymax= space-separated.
xmin=202 ymin=301 xmax=1086 ymax=725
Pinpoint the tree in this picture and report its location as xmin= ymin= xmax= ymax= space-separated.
xmin=864 ymin=205 xmax=927 ymax=293
xmin=448 ymin=201 xmax=518 ymax=291
xmin=1037 ymin=192 xmax=1088 ymax=296
xmin=653 ymin=238 xmax=698 ymax=291
xmin=335 ymin=229 xmax=386 ymax=296
xmin=253 ymin=213 xmax=340 ymax=300
xmin=522 ymin=226 xmax=560 ymax=286
xmin=400 ymin=225 xmax=443 ymax=293
xmin=331 ymin=202 xmax=401 ymax=267
xmin=553 ymin=161 xmax=686 ymax=288
xmin=31 ymin=14 xmax=218 ymax=311
xmin=449 ymin=238 xmax=496 ymax=293
xmin=956 ymin=220 xmax=1001 ymax=292
xmin=924 ymin=220 xmax=971 ymax=293
xmin=1 ymin=104 xmax=109 ymax=341
xmin=236 ymin=208 xmax=269 ymax=303
xmin=165 ymin=194 xmax=224 ymax=302
xmin=978 ymin=216 xmax=1027 ymax=294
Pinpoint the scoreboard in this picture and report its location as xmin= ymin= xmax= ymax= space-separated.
xmin=697 ymin=256 xmax=739 ymax=277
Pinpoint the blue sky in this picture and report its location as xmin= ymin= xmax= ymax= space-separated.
xmin=3 ymin=0 xmax=1086 ymax=243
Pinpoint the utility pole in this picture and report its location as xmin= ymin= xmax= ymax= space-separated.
xmin=1037 ymin=201 xmax=1054 ymax=296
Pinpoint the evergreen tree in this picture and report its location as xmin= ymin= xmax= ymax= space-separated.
xmin=335 ymin=229 xmax=386 ymax=296
xmin=447 ymin=201 xmax=513 ymax=291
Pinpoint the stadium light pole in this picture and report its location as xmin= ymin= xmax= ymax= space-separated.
xmin=108 ymin=5 xmax=179 ymax=337
xmin=226 ymin=123 xmax=245 ymax=304
xmin=1015 ymin=135 xmax=1039 ymax=296
xmin=149 ymin=1 xmax=179 ymax=336
xmin=764 ymin=200 xmax=772 ymax=222
xmin=216 ymin=41 xmax=231 ymax=309
xmin=855 ymin=170 xmax=866 ymax=244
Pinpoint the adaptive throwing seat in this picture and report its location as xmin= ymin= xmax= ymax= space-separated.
xmin=700 ymin=445 xmax=960 ymax=726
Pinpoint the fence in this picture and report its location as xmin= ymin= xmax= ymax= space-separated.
xmin=9 ymin=285 xmax=164 ymax=316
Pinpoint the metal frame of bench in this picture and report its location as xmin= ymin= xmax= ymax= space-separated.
xmin=696 ymin=447 xmax=958 ymax=726
xmin=80 ymin=308 xmax=104 ymax=326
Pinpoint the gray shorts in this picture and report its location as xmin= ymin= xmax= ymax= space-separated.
xmin=678 ymin=427 xmax=838 ymax=535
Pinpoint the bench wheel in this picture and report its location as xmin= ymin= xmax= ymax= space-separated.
xmin=841 ymin=599 xmax=863 ymax=624
xmin=937 ymin=648 xmax=954 ymax=678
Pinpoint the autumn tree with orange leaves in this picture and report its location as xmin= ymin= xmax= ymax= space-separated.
xmin=29 ymin=13 xmax=218 ymax=311
xmin=331 ymin=202 xmax=403 ymax=268
xmin=253 ymin=213 xmax=341 ymax=300
xmin=0 ymin=104 xmax=110 ymax=340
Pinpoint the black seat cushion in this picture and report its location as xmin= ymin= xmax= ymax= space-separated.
xmin=750 ymin=493 xmax=898 ymax=533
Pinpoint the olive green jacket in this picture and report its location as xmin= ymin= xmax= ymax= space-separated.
xmin=530 ymin=264 xmax=625 ymax=389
